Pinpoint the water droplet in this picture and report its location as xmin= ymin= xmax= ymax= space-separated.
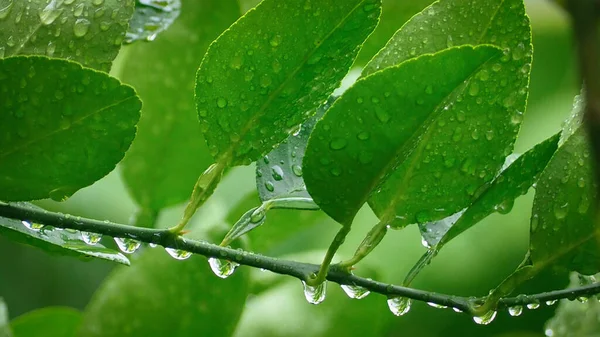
xmin=217 ymin=97 xmax=227 ymax=108
xmin=46 ymin=41 xmax=56 ymax=56
xmin=553 ymin=203 xmax=569 ymax=220
xmin=269 ymin=34 xmax=281 ymax=47
xmin=39 ymin=0 xmax=63 ymax=25
xmin=73 ymin=3 xmax=84 ymax=16
xmin=329 ymin=138 xmax=347 ymax=150
xmin=292 ymin=164 xmax=302 ymax=177
xmin=81 ymin=231 xmax=101 ymax=245
xmin=387 ymin=297 xmax=411 ymax=316
xmin=375 ymin=108 xmax=390 ymax=123
xmin=468 ymin=82 xmax=480 ymax=96
xmin=149 ymin=243 xmax=158 ymax=248
xmin=340 ymin=284 xmax=370 ymax=299
xmin=302 ymin=281 xmax=326 ymax=304
xmin=208 ymin=257 xmax=239 ymax=278
xmin=577 ymin=296 xmax=588 ymax=303
xmin=165 ymin=247 xmax=191 ymax=260
xmin=473 ymin=310 xmax=496 ymax=325
xmin=357 ymin=131 xmax=370 ymax=140
xmin=73 ymin=18 xmax=90 ymax=37
xmin=526 ymin=301 xmax=540 ymax=310
xmin=545 ymin=300 xmax=557 ymax=306
xmin=21 ymin=220 xmax=44 ymax=231
xmin=508 ymin=305 xmax=522 ymax=316
xmin=250 ymin=208 xmax=265 ymax=223
xmin=545 ymin=328 xmax=555 ymax=337
xmin=114 ymin=237 xmax=141 ymax=254
xmin=264 ymin=181 xmax=274 ymax=192
xmin=92 ymin=0 xmax=104 ymax=5
xmin=427 ymin=302 xmax=447 ymax=309
xmin=271 ymin=165 xmax=284 ymax=181
xmin=0 ymin=0 xmax=14 ymax=20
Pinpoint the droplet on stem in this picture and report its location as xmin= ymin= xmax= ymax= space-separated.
xmin=81 ymin=231 xmax=102 ymax=245
xmin=165 ymin=247 xmax=191 ymax=260
xmin=302 ymin=280 xmax=326 ymax=305
xmin=340 ymin=284 xmax=370 ymax=299
xmin=114 ymin=237 xmax=141 ymax=254
xmin=508 ymin=305 xmax=523 ymax=317
xmin=387 ymin=297 xmax=411 ymax=316
xmin=473 ymin=310 xmax=497 ymax=325
xmin=208 ymin=257 xmax=239 ymax=278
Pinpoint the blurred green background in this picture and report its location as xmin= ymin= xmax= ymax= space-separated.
xmin=0 ymin=1 xmax=580 ymax=336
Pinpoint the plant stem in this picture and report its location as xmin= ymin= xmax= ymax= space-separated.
xmin=168 ymin=161 xmax=226 ymax=234
xmin=338 ymin=220 xmax=387 ymax=270
xmin=307 ymin=225 xmax=352 ymax=286
xmin=2 ymin=201 xmax=600 ymax=312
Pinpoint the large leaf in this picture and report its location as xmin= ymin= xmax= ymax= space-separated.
xmin=0 ymin=298 xmax=10 ymax=337
xmin=420 ymin=133 xmax=560 ymax=248
xmin=0 ymin=203 xmax=130 ymax=265
xmin=0 ymin=56 xmax=141 ymax=202
xmin=125 ymin=0 xmax=181 ymax=44
xmin=365 ymin=0 xmax=533 ymax=227
xmin=304 ymin=45 xmax=503 ymax=225
xmin=119 ymin=0 xmax=239 ymax=211
xmin=78 ymin=249 xmax=249 ymax=337
xmin=196 ymin=0 xmax=381 ymax=166
xmin=529 ymin=100 xmax=599 ymax=275
xmin=0 ymin=0 xmax=135 ymax=71
xmin=11 ymin=307 xmax=81 ymax=337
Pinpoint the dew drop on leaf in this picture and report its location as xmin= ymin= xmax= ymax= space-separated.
xmin=329 ymin=138 xmax=347 ymax=150
xmin=208 ymin=257 xmax=239 ymax=279
xmin=81 ymin=231 xmax=102 ymax=245
xmin=291 ymin=164 xmax=303 ymax=177
xmin=114 ymin=237 xmax=141 ymax=254
xmin=217 ymin=97 xmax=227 ymax=108
xmin=73 ymin=18 xmax=91 ymax=37
xmin=21 ymin=220 xmax=44 ymax=231
xmin=301 ymin=280 xmax=326 ymax=305
xmin=473 ymin=310 xmax=497 ymax=325
xmin=39 ymin=0 xmax=63 ymax=25
xmin=271 ymin=165 xmax=284 ymax=181
xmin=387 ymin=297 xmax=411 ymax=316
xmin=553 ymin=202 xmax=569 ymax=220
xmin=165 ymin=247 xmax=191 ymax=260
xmin=264 ymin=181 xmax=275 ymax=192
xmin=0 ymin=0 xmax=13 ymax=20
xmin=340 ymin=284 xmax=370 ymax=299
xmin=508 ymin=305 xmax=523 ymax=317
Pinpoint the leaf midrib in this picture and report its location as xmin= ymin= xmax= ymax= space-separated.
xmin=0 ymin=96 xmax=137 ymax=160
xmin=216 ymin=0 xmax=373 ymax=165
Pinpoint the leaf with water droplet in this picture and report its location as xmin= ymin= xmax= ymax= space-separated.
xmin=0 ymin=0 xmax=134 ymax=71
xmin=529 ymin=95 xmax=599 ymax=275
xmin=0 ymin=57 xmax=141 ymax=202
xmin=0 ymin=202 xmax=129 ymax=265
xmin=119 ymin=0 xmax=239 ymax=212
xmin=304 ymin=45 xmax=503 ymax=225
xmin=196 ymin=0 xmax=381 ymax=165
xmin=125 ymin=0 xmax=181 ymax=43
xmin=79 ymin=248 xmax=249 ymax=337
xmin=10 ymin=307 xmax=81 ymax=337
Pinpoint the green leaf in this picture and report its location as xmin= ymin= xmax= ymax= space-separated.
xmin=0 ymin=203 xmax=130 ymax=265
xmin=11 ymin=307 xmax=81 ymax=337
xmin=119 ymin=0 xmax=239 ymax=211
xmin=420 ymin=133 xmax=560 ymax=248
xmin=0 ymin=298 xmax=11 ymax=337
xmin=363 ymin=0 xmax=531 ymax=75
xmin=78 ymin=249 xmax=249 ymax=337
xmin=530 ymin=97 xmax=599 ymax=275
xmin=0 ymin=0 xmax=135 ymax=71
xmin=125 ymin=0 xmax=181 ymax=44
xmin=0 ymin=56 xmax=141 ymax=202
xmin=304 ymin=45 xmax=503 ymax=225
xmin=196 ymin=0 xmax=382 ymax=166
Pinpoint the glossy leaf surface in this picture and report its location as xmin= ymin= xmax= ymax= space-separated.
xmin=11 ymin=307 xmax=81 ymax=337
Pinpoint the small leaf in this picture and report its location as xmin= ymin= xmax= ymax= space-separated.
xmin=119 ymin=0 xmax=239 ymax=211
xmin=0 ymin=298 xmax=10 ymax=337
xmin=125 ymin=0 xmax=181 ymax=44
xmin=530 ymin=96 xmax=599 ymax=275
xmin=0 ymin=56 xmax=141 ymax=202
xmin=0 ymin=203 xmax=130 ymax=265
xmin=11 ymin=307 xmax=81 ymax=337
xmin=78 ymin=249 xmax=249 ymax=337
xmin=0 ymin=0 xmax=135 ymax=71
xmin=304 ymin=45 xmax=503 ymax=225
xmin=421 ymin=133 xmax=560 ymax=248
xmin=196 ymin=0 xmax=382 ymax=165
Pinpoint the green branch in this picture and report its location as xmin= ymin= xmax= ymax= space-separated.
xmin=1 ymin=202 xmax=600 ymax=315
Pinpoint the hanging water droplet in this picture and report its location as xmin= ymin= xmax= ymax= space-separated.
xmin=165 ymin=247 xmax=191 ymax=260
xmin=39 ymin=0 xmax=63 ymax=25
xmin=452 ymin=307 xmax=463 ymax=313
xmin=577 ymin=296 xmax=588 ymax=303
xmin=302 ymin=280 xmax=326 ymax=304
xmin=545 ymin=299 xmax=557 ymax=306
xmin=81 ymin=231 xmax=101 ymax=245
xmin=72 ymin=17 xmax=91 ymax=36
xmin=149 ymin=243 xmax=158 ymax=248
xmin=427 ymin=302 xmax=447 ymax=309
xmin=271 ymin=165 xmax=284 ymax=181
xmin=473 ymin=310 xmax=496 ymax=325
xmin=21 ymin=220 xmax=44 ymax=231
xmin=508 ymin=305 xmax=522 ymax=316
xmin=340 ymin=284 xmax=370 ymax=299
xmin=526 ymin=301 xmax=540 ymax=310
xmin=114 ymin=237 xmax=141 ymax=254
xmin=387 ymin=297 xmax=411 ymax=316
xmin=208 ymin=257 xmax=239 ymax=278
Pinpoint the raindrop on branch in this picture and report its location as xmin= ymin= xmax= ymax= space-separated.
xmin=473 ymin=310 xmax=497 ymax=325
xmin=387 ymin=297 xmax=411 ymax=316
xmin=208 ymin=258 xmax=239 ymax=278
xmin=508 ymin=305 xmax=522 ymax=317
xmin=165 ymin=247 xmax=191 ymax=260
xmin=340 ymin=284 xmax=370 ymax=299
xmin=81 ymin=231 xmax=102 ymax=245
xmin=302 ymin=280 xmax=326 ymax=305
xmin=114 ymin=237 xmax=141 ymax=254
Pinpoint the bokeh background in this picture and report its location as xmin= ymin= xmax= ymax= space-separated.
xmin=0 ymin=1 xmax=580 ymax=336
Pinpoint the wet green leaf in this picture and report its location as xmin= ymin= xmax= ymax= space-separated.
xmin=0 ymin=56 xmax=141 ymax=202
xmin=125 ymin=0 xmax=181 ymax=44
xmin=420 ymin=133 xmax=560 ymax=248
xmin=196 ymin=0 xmax=381 ymax=166
xmin=78 ymin=249 xmax=249 ymax=337
xmin=119 ymin=0 xmax=239 ymax=211
xmin=530 ymin=96 xmax=599 ymax=275
xmin=0 ymin=203 xmax=130 ymax=265
xmin=304 ymin=45 xmax=503 ymax=225
xmin=11 ymin=307 xmax=81 ymax=337
xmin=0 ymin=0 xmax=135 ymax=72
xmin=0 ymin=298 xmax=10 ymax=337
